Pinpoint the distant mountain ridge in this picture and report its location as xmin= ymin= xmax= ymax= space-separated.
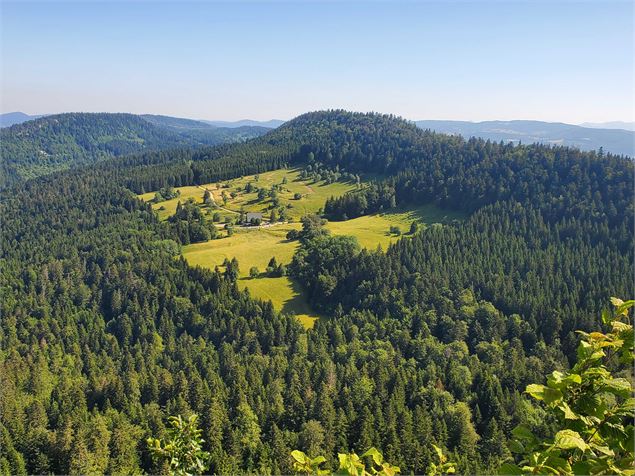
xmin=0 ymin=111 xmax=45 ymax=127
xmin=0 ymin=112 xmax=285 ymax=130
xmin=0 ymin=112 xmax=270 ymax=188
xmin=580 ymin=121 xmax=635 ymax=131
xmin=202 ymin=119 xmax=285 ymax=128
xmin=415 ymin=119 xmax=634 ymax=157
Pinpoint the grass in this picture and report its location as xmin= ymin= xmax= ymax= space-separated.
xmin=139 ymin=169 xmax=466 ymax=328
xmin=181 ymin=203 xmax=465 ymax=328
xmin=182 ymin=223 xmax=301 ymax=271
xmin=206 ymin=168 xmax=355 ymax=221
xmin=182 ymin=224 xmax=320 ymax=327
xmin=238 ymin=276 xmax=320 ymax=329
xmin=138 ymin=185 xmax=206 ymax=220
xmin=138 ymin=168 xmax=357 ymax=223
xmin=327 ymin=204 xmax=466 ymax=250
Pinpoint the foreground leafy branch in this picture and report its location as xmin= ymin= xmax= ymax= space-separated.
xmin=150 ymin=300 xmax=632 ymax=476
xmin=147 ymin=414 xmax=210 ymax=476
xmin=500 ymin=298 xmax=634 ymax=475
xmin=291 ymin=447 xmax=400 ymax=476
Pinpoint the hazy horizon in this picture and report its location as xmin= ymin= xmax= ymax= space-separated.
xmin=2 ymin=110 xmax=633 ymax=128
xmin=2 ymin=1 xmax=633 ymax=123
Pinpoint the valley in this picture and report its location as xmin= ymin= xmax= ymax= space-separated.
xmin=139 ymin=167 xmax=463 ymax=327
xmin=3 ymin=1 xmax=634 ymax=473
xmin=3 ymin=110 xmax=633 ymax=475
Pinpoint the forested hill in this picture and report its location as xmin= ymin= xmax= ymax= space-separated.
xmin=0 ymin=113 xmax=269 ymax=188
xmin=0 ymin=110 xmax=633 ymax=474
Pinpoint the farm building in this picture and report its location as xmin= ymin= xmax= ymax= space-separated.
xmin=244 ymin=212 xmax=263 ymax=224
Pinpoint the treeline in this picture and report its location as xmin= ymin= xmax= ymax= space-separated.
xmin=324 ymin=135 xmax=632 ymax=229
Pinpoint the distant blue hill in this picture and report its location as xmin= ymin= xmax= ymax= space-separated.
xmin=580 ymin=121 xmax=635 ymax=131
xmin=0 ymin=112 xmax=45 ymax=127
xmin=415 ymin=120 xmax=634 ymax=157
xmin=202 ymin=119 xmax=285 ymax=128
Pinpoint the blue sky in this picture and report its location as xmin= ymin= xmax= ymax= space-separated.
xmin=1 ymin=1 xmax=633 ymax=122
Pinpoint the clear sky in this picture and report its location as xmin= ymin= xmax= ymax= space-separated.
xmin=1 ymin=0 xmax=633 ymax=123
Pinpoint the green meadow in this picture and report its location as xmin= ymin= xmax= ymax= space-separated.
xmin=140 ymin=169 xmax=465 ymax=328
xmin=138 ymin=168 xmax=357 ymax=223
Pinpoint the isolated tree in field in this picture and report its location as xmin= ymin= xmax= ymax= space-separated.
xmin=267 ymin=257 xmax=284 ymax=277
xmin=249 ymin=266 xmax=259 ymax=278
xmin=223 ymin=257 xmax=239 ymax=281
xmin=300 ymin=214 xmax=328 ymax=240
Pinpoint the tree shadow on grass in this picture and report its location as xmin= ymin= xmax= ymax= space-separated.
xmin=380 ymin=203 xmax=467 ymax=227
xmin=281 ymin=278 xmax=314 ymax=317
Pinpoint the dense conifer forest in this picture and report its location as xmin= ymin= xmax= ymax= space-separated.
xmin=0 ymin=113 xmax=268 ymax=188
xmin=0 ymin=111 xmax=633 ymax=474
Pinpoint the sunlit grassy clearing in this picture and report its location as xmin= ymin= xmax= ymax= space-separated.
xmin=138 ymin=168 xmax=357 ymax=222
xmin=138 ymin=185 xmax=205 ymax=220
xmin=327 ymin=204 xmax=466 ymax=250
xmin=237 ymin=276 xmax=319 ymax=329
xmin=181 ymin=204 xmax=464 ymax=328
xmin=182 ymin=223 xmax=302 ymax=271
xmin=207 ymin=168 xmax=355 ymax=220
xmin=180 ymin=224 xmax=317 ymax=326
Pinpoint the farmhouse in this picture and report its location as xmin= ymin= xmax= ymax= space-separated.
xmin=244 ymin=212 xmax=263 ymax=224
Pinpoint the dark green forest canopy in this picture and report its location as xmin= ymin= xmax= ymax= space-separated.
xmin=0 ymin=112 xmax=268 ymax=189
xmin=0 ymin=110 xmax=633 ymax=474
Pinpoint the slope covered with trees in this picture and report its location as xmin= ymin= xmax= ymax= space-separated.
xmin=0 ymin=111 xmax=632 ymax=474
xmin=0 ymin=113 xmax=269 ymax=188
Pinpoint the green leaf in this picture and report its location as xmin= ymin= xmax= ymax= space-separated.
xmin=610 ymin=297 xmax=624 ymax=307
xmin=571 ymin=461 xmax=592 ymax=475
xmin=291 ymin=450 xmax=308 ymax=463
xmin=432 ymin=444 xmax=444 ymax=462
xmin=548 ymin=371 xmax=581 ymax=390
xmin=498 ymin=463 xmax=523 ymax=475
xmin=604 ymin=378 xmax=632 ymax=397
xmin=361 ymin=447 xmax=383 ymax=465
xmin=525 ymin=384 xmax=547 ymax=400
xmin=512 ymin=425 xmax=536 ymax=443
xmin=554 ymin=429 xmax=588 ymax=451
xmin=624 ymin=425 xmax=635 ymax=453
xmin=589 ymin=443 xmax=614 ymax=456
xmin=558 ymin=401 xmax=579 ymax=420
xmin=615 ymin=299 xmax=635 ymax=317
xmin=543 ymin=386 xmax=564 ymax=405
xmin=507 ymin=439 xmax=524 ymax=454
xmin=543 ymin=455 xmax=572 ymax=474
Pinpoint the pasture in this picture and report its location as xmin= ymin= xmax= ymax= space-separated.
xmin=140 ymin=170 xmax=465 ymax=328
xmin=138 ymin=168 xmax=357 ymax=223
